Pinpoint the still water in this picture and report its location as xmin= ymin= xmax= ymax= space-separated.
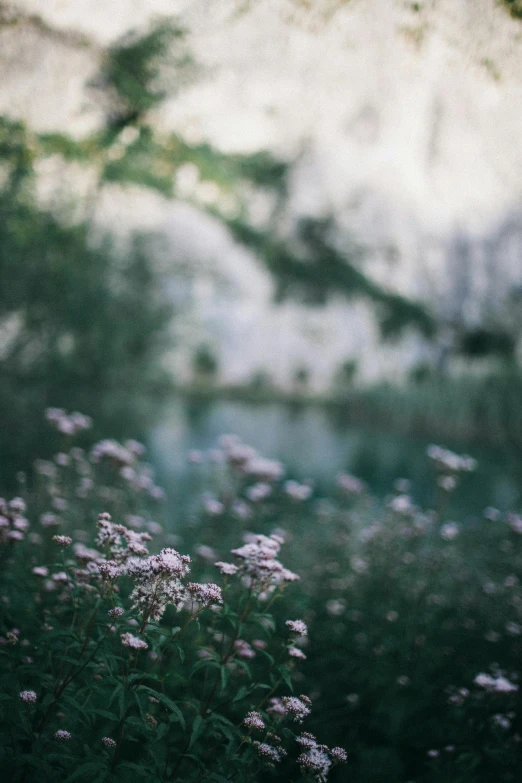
xmin=148 ymin=397 xmax=522 ymax=525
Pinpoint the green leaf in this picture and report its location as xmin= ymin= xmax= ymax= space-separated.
xmin=64 ymin=761 xmax=108 ymax=782
xmin=93 ymin=708 xmax=115 ymax=720
xmin=118 ymin=761 xmax=150 ymax=777
xmin=188 ymin=715 xmax=204 ymax=749
xmin=233 ymin=659 xmax=252 ymax=679
xmin=232 ymin=686 xmax=249 ymax=703
xmin=137 ymin=686 xmax=185 ymax=729
xmin=220 ymin=664 xmax=229 ymax=691
xmin=277 ymin=665 xmax=293 ymax=692
xmin=155 ymin=722 xmax=169 ymax=740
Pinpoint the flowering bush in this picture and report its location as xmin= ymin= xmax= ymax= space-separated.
xmin=0 ymin=412 xmax=345 ymax=782
xmin=2 ymin=417 xmax=522 ymax=782
xmin=183 ymin=437 xmax=522 ymax=782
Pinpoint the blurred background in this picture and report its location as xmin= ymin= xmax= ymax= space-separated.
xmin=1 ymin=0 xmax=522 ymax=509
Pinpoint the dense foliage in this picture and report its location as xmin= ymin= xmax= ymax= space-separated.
xmin=0 ymin=412 xmax=346 ymax=782
xmin=2 ymin=412 xmax=522 ymax=781
xmin=0 ymin=118 xmax=173 ymax=482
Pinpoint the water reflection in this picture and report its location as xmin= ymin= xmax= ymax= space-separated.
xmin=148 ymin=396 xmax=522 ymax=526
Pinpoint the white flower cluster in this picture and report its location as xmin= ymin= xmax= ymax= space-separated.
xmin=218 ymin=435 xmax=284 ymax=481
xmin=94 ymin=513 xmax=221 ymax=622
xmin=336 ymin=473 xmax=365 ymax=495
xmin=46 ymin=408 xmax=92 ymax=436
xmin=126 ymin=548 xmax=192 ymax=621
xmin=285 ymin=618 xmax=308 ymax=660
xmin=91 ymin=439 xmax=139 ymax=467
xmin=427 ymin=445 xmax=477 ymax=474
xmin=288 ymin=646 xmax=307 ymax=660
xmin=427 ymin=445 xmax=476 ymax=492
xmin=473 ymin=673 xmax=518 ymax=694
xmin=388 ymin=494 xmax=417 ymax=516
xmin=243 ymin=711 xmax=265 ymax=731
xmin=255 ymin=741 xmax=286 ymax=763
xmin=286 ymin=619 xmax=308 ymax=636
xmin=266 ymin=697 xmax=287 ymax=717
xmin=90 ymin=440 xmax=164 ymax=499
xmin=229 ymin=534 xmax=299 ymax=592
xmin=214 ymin=561 xmax=239 ymax=576
xmin=281 ymin=695 xmax=311 ymax=723
xmin=187 ymin=582 xmax=223 ymax=607
xmin=121 ymin=632 xmax=148 ymax=650
xmin=298 ymin=747 xmax=331 ymax=782
xmin=296 ymin=733 xmax=347 ymax=783
xmin=284 ymin=480 xmax=312 ymax=501
xmin=0 ymin=497 xmax=29 ymax=545
xmin=98 ymin=560 xmax=123 ymax=580
xmin=52 ymin=535 xmax=72 ymax=547
xmin=54 ymin=730 xmax=72 ymax=741
xmin=234 ymin=639 xmax=256 ymax=659
xmin=246 ymin=483 xmax=272 ymax=503
xmin=96 ymin=513 xmax=151 ymax=563
xmin=19 ymin=690 xmax=37 ymax=704
xmin=507 ymin=513 xmax=522 ymax=534
xmin=245 ymin=457 xmax=284 ymax=482
xmin=440 ymin=523 xmax=459 ymax=541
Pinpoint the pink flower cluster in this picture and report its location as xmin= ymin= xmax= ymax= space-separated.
xmin=286 ymin=619 xmax=308 ymax=636
xmin=427 ymin=445 xmax=476 ymax=473
xmin=281 ymin=695 xmax=312 ymax=723
xmin=218 ymin=435 xmax=284 ymax=481
xmin=296 ymin=733 xmax=347 ymax=782
xmin=96 ymin=513 xmax=151 ymax=563
xmin=120 ymin=632 xmax=148 ymax=651
xmin=125 ymin=548 xmax=191 ymax=621
xmin=284 ymin=480 xmax=313 ymax=501
xmin=336 ymin=473 xmax=365 ymax=495
xmin=255 ymin=741 xmax=286 ymax=763
xmin=52 ymin=535 xmax=72 ymax=547
xmin=473 ymin=673 xmax=518 ymax=694
xmin=0 ymin=497 xmax=29 ymax=545
xmin=243 ymin=711 xmax=265 ymax=730
xmin=46 ymin=408 xmax=92 ymax=436
xmin=19 ymin=690 xmax=37 ymax=704
xmin=229 ymin=534 xmax=299 ymax=592
xmin=187 ymin=582 xmax=223 ymax=607
xmin=90 ymin=440 xmax=164 ymax=499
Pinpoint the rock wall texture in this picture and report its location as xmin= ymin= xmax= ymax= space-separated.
xmin=2 ymin=0 xmax=522 ymax=389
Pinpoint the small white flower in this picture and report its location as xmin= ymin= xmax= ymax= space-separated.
xmin=243 ymin=711 xmax=265 ymax=731
xmin=120 ymin=633 xmax=148 ymax=651
xmin=19 ymin=690 xmax=37 ymax=704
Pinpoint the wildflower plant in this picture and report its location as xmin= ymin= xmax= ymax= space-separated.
xmin=0 ymin=412 xmax=345 ymax=782
xmin=5 ymin=414 xmax=522 ymax=782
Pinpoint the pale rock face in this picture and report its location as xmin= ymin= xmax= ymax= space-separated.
xmin=2 ymin=0 xmax=522 ymax=389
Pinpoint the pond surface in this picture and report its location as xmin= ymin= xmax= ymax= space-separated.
xmin=148 ymin=396 xmax=522 ymax=526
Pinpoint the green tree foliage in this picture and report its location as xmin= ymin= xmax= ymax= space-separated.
xmin=35 ymin=20 xmax=433 ymax=341
xmin=192 ymin=344 xmax=219 ymax=382
xmin=96 ymin=19 xmax=189 ymax=129
xmin=503 ymin=0 xmax=522 ymax=20
xmin=458 ymin=327 xmax=515 ymax=360
xmin=0 ymin=118 xmax=172 ymax=482
xmin=225 ymin=215 xmax=436 ymax=339
xmin=333 ymin=359 xmax=358 ymax=391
